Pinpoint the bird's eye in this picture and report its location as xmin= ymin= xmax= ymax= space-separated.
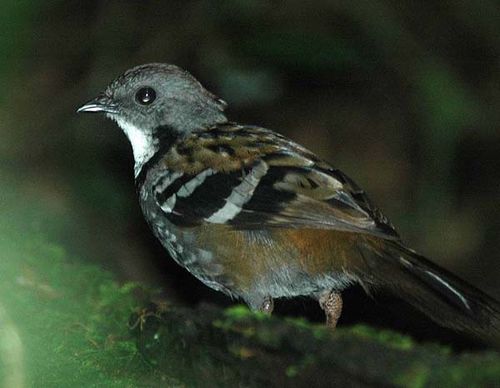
xmin=135 ymin=87 xmax=156 ymax=105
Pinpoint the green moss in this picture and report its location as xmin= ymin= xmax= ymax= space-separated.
xmin=394 ymin=363 xmax=430 ymax=388
xmin=340 ymin=324 xmax=415 ymax=351
xmin=283 ymin=316 xmax=331 ymax=341
xmin=430 ymin=353 xmax=500 ymax=387
xmin=224 ymin=304 xmax=254 ymax=319
xmin=283 ymin=316 xmax=314 ymax=330
xmin=213 ymin=305 xmax=273 ymax=338
xmin=285 ymin=365 xmax=299 ymax=378
xmin=224 ymin=304 xmax=269 ymax=321
xmin=0 ymin=193 xmax=155 ymax=386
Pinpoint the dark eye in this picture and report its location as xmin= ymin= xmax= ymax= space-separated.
xmin=135 ymin=87 xmax=156 ymax=105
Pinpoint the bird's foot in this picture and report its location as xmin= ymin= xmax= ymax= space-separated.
xmin=318 ymin=290 xmax=343 ymax=328
xmin=259 ymin=296 xmax=274 ymax=315
xmin=246 ymin=295 xmax=274 ymax=315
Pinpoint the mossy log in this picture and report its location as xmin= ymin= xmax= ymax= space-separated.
xmin=131 ymin=303 xmax=500 ymax=387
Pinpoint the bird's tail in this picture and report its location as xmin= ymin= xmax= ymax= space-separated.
xmin=357 ymin=238 xmax=500 ymax=343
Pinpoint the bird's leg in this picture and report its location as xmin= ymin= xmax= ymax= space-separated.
xmin=259 ymin=296 xmax=274 ymax=315
xmin=243 ymin=294 xmax=274 ymax=315
xmin=246 ymin=295 xmax=274 ymax=315
xmin=318 ymin=290 xmax=343 ymax=328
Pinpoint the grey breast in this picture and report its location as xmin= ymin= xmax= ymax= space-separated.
xmin=140 ymin=166 xmax=235 ymax=296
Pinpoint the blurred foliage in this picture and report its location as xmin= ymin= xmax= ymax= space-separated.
xmin=0 ymin=0 xmax=499 ymax=339
xmin=0 ymin=1 xmax=35 ymax=93
xmin=0 ymin=174 xmax=145 ymax=386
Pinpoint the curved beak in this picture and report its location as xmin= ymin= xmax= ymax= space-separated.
xmin=77 ymin=93 xmax=118 ymax=114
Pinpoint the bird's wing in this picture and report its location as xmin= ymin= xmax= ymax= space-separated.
xmin=151 ymin=124 xmax=399 ymax=240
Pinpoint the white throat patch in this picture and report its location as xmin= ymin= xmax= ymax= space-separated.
xmin=110 ymin=116 xmax=157 ymax=177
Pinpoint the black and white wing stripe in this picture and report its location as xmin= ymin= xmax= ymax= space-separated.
xmin=204 ymin=160 xmax=269 ymax=223
xmin=150 ymin=124 xmax=399 ymax=240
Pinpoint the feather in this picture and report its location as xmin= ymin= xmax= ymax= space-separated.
xmin=356 ymin=238 xmax=500 ymax=342
xmin=153 ymin=123 xmax=399 ymax=240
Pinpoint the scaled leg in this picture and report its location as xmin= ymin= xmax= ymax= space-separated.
xmin=318 ymin=290 xmax=343 ymax=328
xmin=259 ymin=296 xmax=274 ymax=314
xmin=245 ymin=295 xmax=274 ymax=315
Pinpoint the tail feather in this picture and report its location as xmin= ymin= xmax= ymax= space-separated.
xmin=357 ymin=239 xmax=500 ymax=343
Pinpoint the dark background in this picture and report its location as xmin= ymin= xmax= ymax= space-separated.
xmin=2 ymin=0 xmax=499 ymax=342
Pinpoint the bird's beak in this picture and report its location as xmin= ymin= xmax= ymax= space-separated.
xmin=77 ymin=93 xmax=118 ymax=114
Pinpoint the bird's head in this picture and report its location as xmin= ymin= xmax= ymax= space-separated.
xmin=78 ymin=63 xmax=227 ymax=172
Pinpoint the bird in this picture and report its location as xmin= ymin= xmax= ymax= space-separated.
xmin=78 ymin=63 xmax=500 ymax=341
